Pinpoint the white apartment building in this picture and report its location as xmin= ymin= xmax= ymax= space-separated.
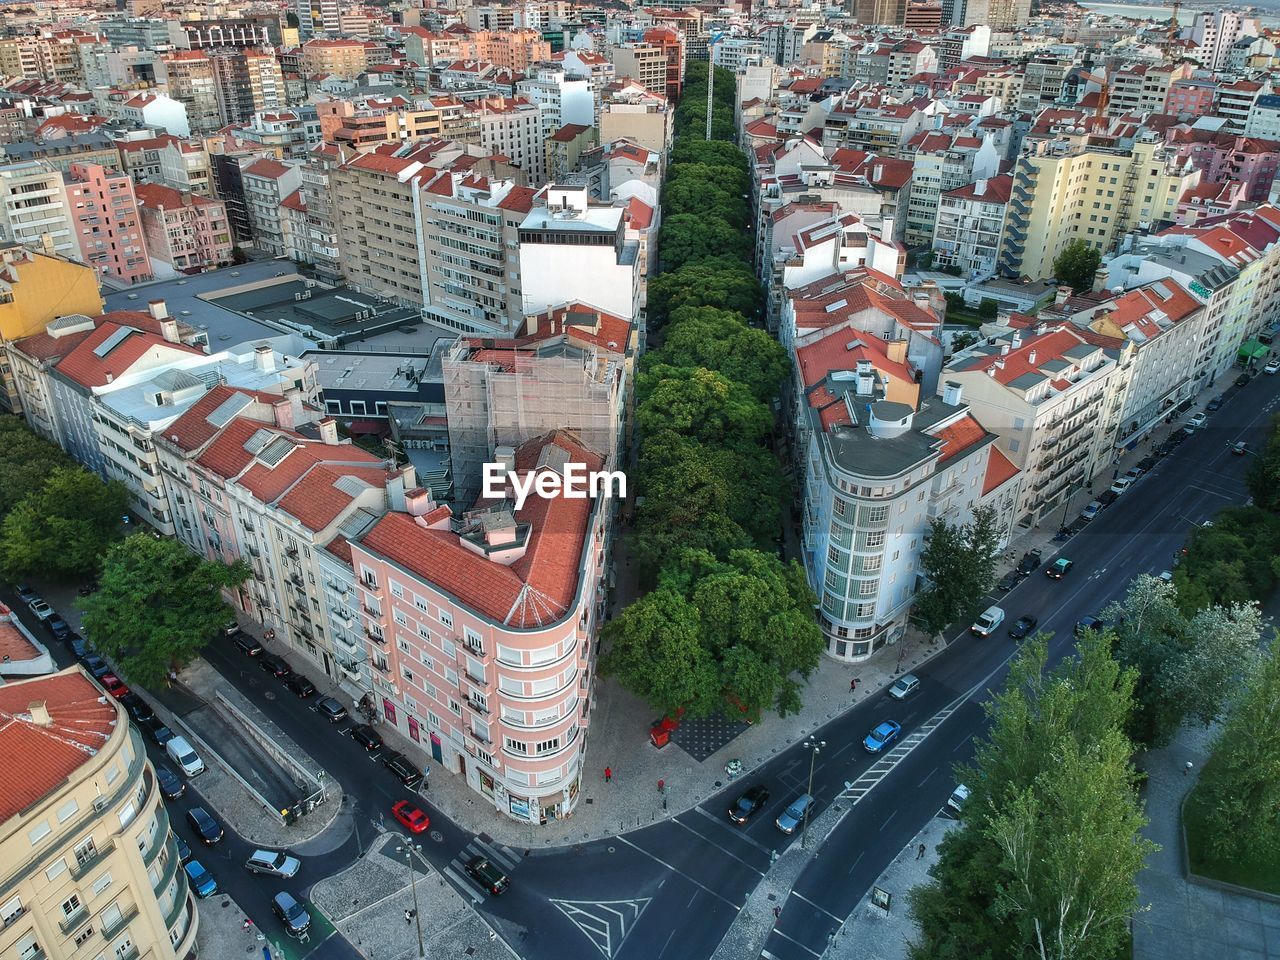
xmin=0 ymin=160 xmax=75 ymax=258
xmin=517 ymin=62 xmax=595 ymax=142
xmin=241 ymin=158 xmax=303 ymax=257
xmin=477 ymin=97 xmax=546 ymax=185
xmin=932 ymin=174 xmax=1011 ymax=280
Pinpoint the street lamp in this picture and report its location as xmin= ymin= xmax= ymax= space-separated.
xmin=801 ymin=737 xmax=825 ymax=849
xmin=396 ymin=842 xmax=425 ymax=958
xmin=1056 ymin=481 xmax=1082 ymax=537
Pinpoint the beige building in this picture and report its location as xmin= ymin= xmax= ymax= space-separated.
xmin=300 ymin=38 xmax=370 ymax=80
xmin=0 ymin=669 xmax=198 ymax=960
xmin=609 ymin=43 xmax=667 ymax=98
xmin=159 ymin=51 xmax=221 ymax=134
xmin=598 ymin=80 xmax=673 ymax=155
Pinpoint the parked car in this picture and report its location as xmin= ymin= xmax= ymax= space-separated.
xmin=1168 ymin=427 xmax=1190 ymax=445
xmin=1017 ymin=549 xmax=1043 ymax=575
xmin=1137 ymin=455 xmax=1157 ymax=472
xmin=186 ymin=806 xmax=224 ymax=845
xmin=1236 ymin=372 xmax=1252 ymax=387
xmin=1266 ymin=358 xmax=1280 ymax=375
xmin=231 ymin=631 xmax=264 ymax=656
xmin=184 ymin=860 xmax=218 ymax=898
xmin=1096 ymin=489 xmax=1119 ymax=508
xmin=174 ymin=835 xmax=193 ymax=863
xmin=223 ymin=620 xmax=241 ymax=635
xmin=245 ymin=849 xmax=301 ymax=879
xmin=863 ymin=720 xmax=902 ymax=754
xmin=28 ymin=598 xmax=53 ymax=620
xmin=68 ymin=634 xmax=88 ymax=659
xmin=82 ymin=654 xmax=111 ymax=678
xmin=1081 ymin=501 xmax=1102 ymax=521
xmin=1124 ymin=466 xmax=1144 ymax=482
xmin=1233 ymin=440 xmax=1249 ymax=455
xmin=1110 ymin=477 xmax=1134 ymax=496
xmin=1008 ymin=615 xmax=1038 ymax=639
xmin=775 ymin=794 xmax=815 ymax=835
xmin=383 ymin=751 xmax=424 ymax=789
xmin=285 ymin=675 xmax=316 ymax=698
xmin=391 ymin=800 xmax=430 ymax=833
xmin=728 ymin=784 xmax=770 ymax=825
xmin=155 ymin=764 xmax=185 ymax=800
xmin=119 ymin=693 xmax=154 ymax=724
xmin=1158 ymin=570 xmax=1174 ymax=584
xmin=465 ymin=856 xmax=509 ymax=895
xmin=100 ymin=673 xmax=129 ymax=699
xmin=271 ymin=892 xmax=311 ymax=938
xmin=259 ymin=653 xmax=291 ymax=678
xmin=1206 ymin=395 xmax=1224 ymax=412
xmin=316 ymin=697 xmax=347 ymax=722
xmin=143 ymin=716 xmax=175 ymax=747
xmin=1047 ymin=557 xmax=1074 ymax=579
xmin=1187 ymin=411 xmax=1208 ymax=430
xmin=887 ymin=673 xmax=920 ymax=701
xmin=14 ymin=584 xmax=36 ymax=604
xmin=1074 ymin=615 xmax=1105 ymax=637
xmin=350 ymin=724 xmax=383 ymax=752
xmin=166 ymin=735 xmax=205 ymax=777
xmin=947 ymin=783 xmax=970 ymax=814
xmin=45 ymin=614 xmax=71 ymax=641
xmin=996 ymin=571 xmax=1021 ymax=592
xmin=969 ymin=606 xmax=1005 ymax=637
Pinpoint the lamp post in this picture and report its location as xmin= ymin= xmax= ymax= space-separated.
xmin=801 ymin=737 xmax=825 ymax=849
xmin=1057 ymin=481 xmax=1080 ymax=536
xmin=396 ymin=842 xmax=424 ymax=958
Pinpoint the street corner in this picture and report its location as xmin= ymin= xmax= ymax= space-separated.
xmin=307 ymin=849 xmax=405 ymax=925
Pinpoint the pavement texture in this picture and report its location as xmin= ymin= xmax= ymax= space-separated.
xmin=193 ymin=889 xmax=272 ymax=960
xmin=310 ymin=837 xmax=514 ymax=960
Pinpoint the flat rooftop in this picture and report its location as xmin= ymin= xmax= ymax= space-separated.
xmin=208 ymin=279 xmax=421 ymax=341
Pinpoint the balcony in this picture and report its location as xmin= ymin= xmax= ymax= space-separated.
xmin=467 ymin=727 xmax=492 ymax=746
xmin=466 ymin=697 xmax=489 ymax=716
xmin=58 ymin=906 xmax=90 ymax=935
xmin=152 ymin=843 xmax=181 ymax=895
xmin=71 ymin=838 xmax=115 ymax=879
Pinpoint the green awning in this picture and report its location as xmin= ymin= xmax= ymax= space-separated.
xmin=1239 ymin=340 xmax=1269 ymax=360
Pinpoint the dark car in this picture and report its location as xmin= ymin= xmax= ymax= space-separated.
xmin=383 ymin=751 xmax=424 ymax=789
xmin=155 ymin=764 xmax=185 ymax=800
xmin=350 ymin=724 xmax=383 ymax=752
xmin=1175 ymin=398 xmax=1194 ymax=415
xmin=1206 ymin=395 xmax=1224 ymax=412
xmin=316 ymin=697 xmax=347 ymax=722
xmin=728 ymin=784 xmax=770 ymax=825
xmin=1097 ymin=489 xmax=1119 ymax=508
xmin=68 ymin=634 xmax=88 ymax=659
xmin=14 ymin=584 xmax=36 ymax=605
xmin=1236 ymin=372 xmax=1251 ymax=387
xmin=119 ymin=693 xmax=154 ymax=724
xmin=174 ymin=835 xmax=193 ymax=863
xmin=271 ymin=892 xmax=311 ymax=938
xmin=1008 ymin=615 xmax=1038 ymax=639
xmin=465 ymin=856 xmax=510 ymax=895
xmin=1168 ymin=427 xmax=1190 ymax=445
xmin=45 ymin=614 xmax=72 ymax=641
xmin=231 ymin=631 xmax=264 ymax=656
xmin=143 ymin=716 xmax=175 ymax=747
xmin=1074 ymin=615 xmax=1105 ymax=637
xmin=259 ymin=653 xmax=292 ymax=679
xmin=1137 ymin=455 xmax=1157 ymax=472
xmin=82 ymin=654 xmax=111 ymax=679
xmin=996 ymin=571 xmax=1021 ymax=592
xmin=1017 ymin=549 xmax=1042 ymax=575
xmin=285 ymin=675 xmax=316 ymax=698
xmin=186 ymin=806 xmax=224 ymax=845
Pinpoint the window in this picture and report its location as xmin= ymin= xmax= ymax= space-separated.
xmin=439 ymin=610 xmax=453 ymax=629
xmin=535 ymin=736 xmax=560 ymax=754
xmin=45 ymin=859 xmax=68 ymax=882
xmin=390 ymin=581 xmax=403 ymax=599
xmin=27 ymin=821 xmax=50 ymax=846
xmin=118 ymin=801 xmax=136 ymax=829
xmin=1 ymin=896 xmax=23 ymax=926
xmin=91 ymin=872 xmax=113 ymax=896
xmin=504 ymin=736 xmax=528 ymax=754
xmin=74 ymin=837 xmax=97 ymax=865
xmin=464 ymin=628 xmax=483 ymax=654
xmin=393 ymin=609 xmax=407 ymax=626
xmin=61 ymin=894 xmax=82 ymax=919
xmin=74 ymin=925 xmax=95 ymax=947
xmin=56 ymin=798 xmax=79 ymax=823
xmin=402 ymin=667 xmax=415 ymax=684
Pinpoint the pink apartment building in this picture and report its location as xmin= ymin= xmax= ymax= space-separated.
xmin=348 ymin=430 xmax=610 ymax=825
xmin=64 ymin=162 xmax=152 ymax=285
xmin=1164 ymin=79 xmax=1216 ymax=118
xmin=135 ymin=182 xmax=233 ymax=274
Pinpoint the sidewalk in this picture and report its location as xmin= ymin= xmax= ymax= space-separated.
xmin=193 ymin=889 xmax=272 ymax=960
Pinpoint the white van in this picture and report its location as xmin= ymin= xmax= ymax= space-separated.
xmin=166 ymin=735 xmax=205 ymax=777
xmin=970 ymin=606 xmax=1005 ymax=636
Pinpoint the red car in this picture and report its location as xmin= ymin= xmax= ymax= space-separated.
xmin=101 ymin=674 xmax=130 ymax=699
xmin=392 ymin=800 xmax=429 ymax=834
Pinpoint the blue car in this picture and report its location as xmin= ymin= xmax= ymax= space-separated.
xmin=183 ymin=859 xmax=217 ymax=898
xmin=863 ymin=720 xmax=901 ymax=754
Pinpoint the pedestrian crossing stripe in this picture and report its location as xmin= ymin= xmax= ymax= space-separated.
xmin=550 ymin=898 xmax=651 ymax=959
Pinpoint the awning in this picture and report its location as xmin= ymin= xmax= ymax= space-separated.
xmin=346 ymin=419 xmax=388 ymax=435
xmin=1238 ymin=340 xmax=1269 ymax=361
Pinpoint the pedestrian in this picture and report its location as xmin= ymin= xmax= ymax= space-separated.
xmin=850 ymin=677 xmax=859 ymax=693
xmin=1185 ymin=760 xmax=1194 ymax=776
xmin=773 ymin=906 xmax=782 ymax=922
xmin=242 ymin=919 xmax=253 ymax=932
xmin=917 ymin=843 xmax=926 ymax=860
xmin=657 ymin=778 xmax=665 ymax=794
xmin=605 ymin=766 xmax=612 ymax=783
xmin=404 ymin=909 xmax=413 ymax=925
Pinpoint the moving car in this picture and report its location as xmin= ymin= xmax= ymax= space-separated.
xmin=887 ymin=673 xmax=920 ymax=700
xmin=969 ymin=606 xmax=1004 ymax=637
xmin=391 ymin=799 xmax=430 ymax=833
xmin=271 ymin=892 xmax=311 ymax=938
xmin=1266 ymin=358 xmax=1280 ymax=375
xmin=350 ymin=724 xmax=383 ymax=752
xmin=1081 ymin=501 xmax=1102 ymax=521
xmin=155 ymin=764 xmax=185 ymax=800
xmin=775 ymin=794 xmax=815 ymax=835
xmin=1074 ymin=615 xmax=1105 ymax=637
xmin=100 ymin=673 xmax=129 ymax=699
xmin=1187 ymin=411 xmax=1208 ymax=430
xmin=245 ymin=849 xmax=301 ymax=879
xmin=316 ymin=697 xmax=347 ymax=722
xmin=285 ymin=675 xmax=316 ymax=698
xmin=947 ymin=784 xmax=970 ymax=814
xmin=184 ymin=860 xmax=218 ymax=898
xmin=1008 ymin=615 xmax=1038 ymax=639
xmin=119 ymin=693 xmax=154 ymax=724
xmin=1047 ymin=557 xmax=1073 ymax=579
xmin=383 ymin=751 xmax=425 ymax=789
xmin=28 ymin=598 xmax=53 ymax=620
xmin=259 ymin=653 xmax=291 ymax=678
xmin=465 ymin=856 xmax=510 ymax=895
xmin=728 ymin=784 xmax=770 ymax=825
xmin=863 ymin=720 xmax=902 ymax=754
xmin=1110 ymin=477 xmax=1134 ymax=495
xmin=1233 ymin=440 xmax=1248 ymax=455
xmin=186 ymin=806 xmax=224 ymax=845
xmin=231 ymin=631 xmax=263 ymax=656
xmin=45 ymin=614 xmax=71 ymax=641
xmin=166 ymin=735 xmax=205 ymax=776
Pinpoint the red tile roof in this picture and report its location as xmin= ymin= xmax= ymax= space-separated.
xmin=54 ymin=319 xmax=204 ymax=389
xmin=242 ymin=158 xmax=293 ymax=180
xmin=982 ymin=445 xmax=1019 ymax=495
xmin=932 ymin=414 xmax=986 ymax=463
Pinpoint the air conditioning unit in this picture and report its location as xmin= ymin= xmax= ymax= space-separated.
xmin=93 ymin=795 xmax=110 ymax=812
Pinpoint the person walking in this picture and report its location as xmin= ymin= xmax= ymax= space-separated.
xmin=605 ymin=766 xmax=612 ymax=783
xmin=404 ymin=909 xmax=413 ymax=925
xmin=1185 ymin=761 xmax=1194 ymax=776
xmin=850 ymin=677 xmax=859 ymax=693
xmin=917 ymin=843 xmax=926 ymax=860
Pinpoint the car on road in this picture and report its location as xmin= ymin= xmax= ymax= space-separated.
xmin=1207 ymin=395 xmax=1224 ymax=412
xmin=392 ymin=800 xmax=430 ymax=833
xmin=1233 ymin=440 xmax=1248 ymax=455
xmin=27 ymin=598 xmax=53 ymax=620
xmin=272 ymin=892 xmax=312 ymax=938
xmin=186 ymin=806 xmax=224 ymax=845
xmin=231 ymin=631 xmax=263 ymax=656
xmin=775 ymin=793 xmax=815 ymax=835
xmin=1124 ymin=465 xmax=1144 ymax=482
xmin=350 ymin=724 xmax=383 ymax=752
xmin=245 ymin=849 xmax=301 ymax=878
xmin=1158 ymin=570 xmax=1174 ymax=584
xmin=14 ymin=584 xmax=36 ymax=605
xmin=316 ymin=697 xmax=347 ymax=722
xmin=174 ymin=835 xmax=192 ymax=863
xmin=184 ymin=860 xmax=218 ymax=898
xmin=465 ymin=856 xmax=510 ymax=895
xmin=1110 ymin=477 xmax=1134 ymax=495
xmin=969 ymin=606 xmax=1005 ymax=637
xmin=1168 ymin=427 xmax=1190 ymax=446
xmin=82 ymin=654 xmax=111 ymax=678
xmin=887 ymin=673 xmax=920 ymax=700
xmin=1266 ymin=358 xmax=1280 ymax=375
xmin=166 ymin=735 xmax=205 ymax=777
xmin=383 ymin=751 xmax=425 ymax=789
xmin=864 ymin=720 xmax=901 ymax=753
xmin=119 ymin=693 xmax=154 ymax=724
xmin=996 ymin=570 xmax=1021 ymax=592
xmin=1008 ymin=615 xmax=1038 ymax=639
xmin=1081 ymin=500 xmax=1102 ymax=521
xmin=155 ymin=764 xmax=185 ymax=800
xmin=728 ymin=784 xmax=770 ymax=825
xmin=285 ymin=674 xmax=316 ymax=698
xmin=1047 ymin=557 xmax=1073 ymax=579
xmin=259 ymin=653 xmax=291 ymax=678
xmin=1235 ymin=372 xmax=1252 ymax=387
xmin=1017 ymin=549 xmax=1043 ymax=575
xmin=947 ymin=784 xmax=970 ymax=814
xmin=68 ymin=634 xmax=88 ymax=659
xmin=143 ymin=716 xmax=175 ymax=747
xmin=1187 ymin=411 xmax=1208 ymax=430
xmin=1097 ymin=489 xmax=1119 ymax=508
xmin=45 ymin=614 xmax=71 ymax=641
xmin=100 ymin=673 xmax=129 ymax=699
xmin=1074 ymin=615 xmax=1105 ymax=637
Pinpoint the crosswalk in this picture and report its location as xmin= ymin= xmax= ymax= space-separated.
xmin=443 ymin=835 xmax=520 ymax=904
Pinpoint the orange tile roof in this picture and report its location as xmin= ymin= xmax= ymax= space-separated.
xmin=54 ymin=320 xmax=203 ymax=389
xmin=276 ymin=464 xmax=390 ymax=532
xmin=982 ymin=445 xmax=1019 ymax=495
xmin=0 ymin=616 xmax=41 ymax=665
xmin=932 ymin=414 xmax=986 ymax=463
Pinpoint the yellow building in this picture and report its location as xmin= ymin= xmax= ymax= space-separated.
xmin=0 ymin=668 xmax=199 ymax=960
xmin=1000 ymin=136 xmax=1199 ymax=280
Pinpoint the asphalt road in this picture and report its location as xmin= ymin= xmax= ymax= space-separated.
xmin=13 ymin=371 xmax=1278 ymax=960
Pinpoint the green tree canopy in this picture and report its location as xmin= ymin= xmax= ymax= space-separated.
xmin=648 ymin=258 xmax=761 ymax=323
xmin=659 ymin=214 xmax=751 ymax=270
xmin=0 ymin=467 xmax=128 ymax=580
xmin=662 ymin=178 xmax=749 ymax=229
xmin=1173 ymin=505 xmax=1280 ymax=611
xmin=1246 ymin=412 xmax=1280 ymax=512
xmin=666 ymin=162 xmax=751 ymax=198
xmin=913 ymin=507 xmax=1001 ymax=635
xmin=635 ymin=365 xmax=772 ymax=448
xmin=1052 ymin=238 xmax=1102 ymax=293
xmin=650 ymin=307 xmax=786 ymax=402
xmin=81 ymin=534 xmax=250 ymax=688
xmin=0 ymin=416 xmax=75 ymax=518
xmin=671 ymin=138 xmax=748 ymax=170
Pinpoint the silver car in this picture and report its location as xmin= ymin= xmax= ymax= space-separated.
xmin=245 ymin=849 xmax=301 ymax=878
xmin=775 ymin=794 xmax=815 ymax=834
xmin=887 ymin=673 xmax=920 ymax=700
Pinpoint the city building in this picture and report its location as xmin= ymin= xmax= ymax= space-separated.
xmin=0 ymin=160 xmax=75 ymax=259
xmin=134 ymin=183 xmax=233 ymax=275
xmin=64 ymin=162 xmax=151 ymax=287
xmin=609 ymin=43 xmax=669 ymax=99
xmin=477 ymin=97 xmax=546 ymax=185
xmin=210 ymin=48 xmax=285 ymax=126
xmin=241 ymin=158 xmax=303 ymax=257
xmin=300 ymin=39 xmax=370 ymax=80
xmin=932 ymin=174 xmax=1012 ymax=280
xmin=598 ymin=80 xmax=673 ymax=155
xmin=159 ymin=51 xmax=221 ymax=134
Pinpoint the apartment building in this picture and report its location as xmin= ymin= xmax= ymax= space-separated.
xmin=598 ymin=80 xmax=673 ymax=154
xmin=641 ymin=27 xmax=683 ymax=101
xmin=300 ymin=39 xmax=370 ymax=80
xmin=296 ymin=0 xmax=341 ymax=38
xmin=1186 ymin=8 xmax=1261 ymax=71
xmin=299 ymin=144 xmax=341 ymax=283
xmin=477 ymin=97 xmax=546 ymax=185
xmin=554 ymin=49 xmax=616 ymax=127
xmin=517 ymin=62 xmax=595 ymax=141
xmin=159 ymin=51 xmax=221 ymax=134
xmin=474 ymin=30 xmax=552 ymax=74
xmin=210 ymin=48 xmax=285 ymax=125
xmin=401 ymin=28 xmax=480 ymax=68
xmin=1169 ymin=130 xmax=1280 ymax=204
xmin=1107 ymin=63 xmax=1192 ymax=119
xmin=241 ymin=158 xmax=303 ymax=257
xmin=855 ymin=0 xmax=908 ymax=26
xmin=134 ymin=183 xmax=233 ymax=275
xmin=236 ymin=110 xmax=322 ymax=160
xmin=945 ymin=324 xmax=1122 ymax=528
xmin=0 ymin=160 xmax=75 ymax=258
xmin=64 ymin=163 xmax=150 ymax=287
xmin=933 ymin=175 xmax=1012 ymax=280
xmin=904 ymin=130 xmax=999 ymax=246
xmin=318 ymin=96 xmax=479 ymax=148
xmin=0 ymin=669 xmax=198 ymax=960
xmin=821 ymin=100 xmax=926 ymax=159
xmin=609 ymin=42 xmax=668 ymax=99
xmin=349 ymin=429 xmax=611 ymax=824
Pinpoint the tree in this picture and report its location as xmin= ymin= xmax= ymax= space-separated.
xmin=659 ymin=214 xmax=750 ymax=270
xmin=647 ymin=258 xmax=761 ymax=323
xmin=671 ymin=138 xmax=748 ymax=170
xmin=0 ymin=417 xmax=74 ymax=518
xmin=977 ymin=297 xmax=999 ymax=320
xmin=0 ymin=467 xmax=128 ymax=580
xmin=652 ymin=307 xmax=788 ymax=402
xmin=230 ymin=246 xmax=249 ymax=265
xmin=1174 ymin=506 xmax=1280 ymax=611
xmin=1052 ymin=239 xmax=1102 ymax=293
xmin=666 ymin=162 xmax=751 ymax=198
xmin=81 ymin=534 xmax=251 ymax=688
xmin=635 ymin=365 xmax=772 ymax=448
xmin=914 ymin=507 xmax=1001 ymax=635
xmin=1246 ymin=413 xmax=1280 ymax=511
xmin=662 ymin=178 xmax=748 ymax=229
xmin=952 ymin=331 xmax=981 ymax=352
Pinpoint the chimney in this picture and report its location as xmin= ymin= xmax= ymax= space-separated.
xmin=405 ymin=486 xmax=435 ymax=517
xmin=1055 ymin=285 xmax=1070 ymax=306
xmin=1028 ymin=349 xmax=1037 ymax=364
xmin=318 ymin=417 xmax=339 ymax=444
xmin=1011 ymin=331 xmax=1022 ymax=348
xmin=148 ymin=298 xmax=168 ymax=321
xmin=254 ymin=343 xmax=275 ymax=372
xmin=987 ymin=366 xmax=996 ymax=378
xmin=942 ymin=380 xmax=963 ymax=405
xmin=105 ymin=372 xmax=114 ymax=384
xmin=880 ymin=216 xmax=894 ymax=243
xmin=999 ymin=343 xmax=1010 ymax=356
xmin=973 ymin=178 xmax=986 ymax=197
xmin=28 ymin=700 xmax=52 ymax=726
xmin=160 ymin=317 xmax=179 ymax=344
xmin=39 ymin=233 xmax=55 ymax=257
xmin=494 ymin=444 xmax=516 ymax=476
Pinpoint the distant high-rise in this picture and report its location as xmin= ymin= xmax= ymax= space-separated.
xmin=296 ymin=0 xmax=341 ymax=38
xmin=856 ymin=0 xmax=908 ymax=27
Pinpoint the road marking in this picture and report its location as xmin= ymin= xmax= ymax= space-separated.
xmin=917 ymin=768 xmax=936 ymax=788
xmin=549 ymin=898 xmax=651 ymax=960
xmin=443 ymin=865 xmax=483 ymax=904
xmin=880 ymin=810 xmax=898 ymax=831
xmin=770 ymin=927 xmax=823 ymax=957
xmin=470 ymin=837 xmax=519 ymax=873
xmin=669 ymin=817 xmax=766 ymax=875
xmin=789 ymin=890 xmax=844 ymax=923
xmin=657 ymin=929 xmax=677 ymax=959
xmin=616 ymin=837 xmax=742 ymax=912
xmin=690 ymin=805 xmax=772 ymax=855
xmin=847 ymin=851 xmax=864 ymax=876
